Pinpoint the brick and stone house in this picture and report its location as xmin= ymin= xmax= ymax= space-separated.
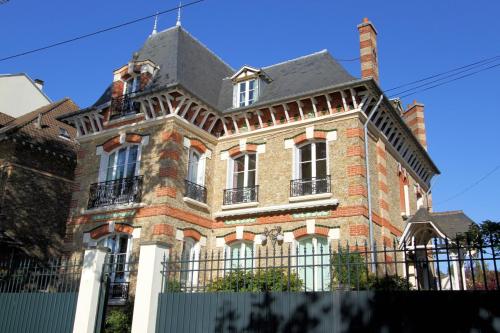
xmin=59 ymin=18 xmax=441 ymax=293
xmin=0 ymin=98 xmax=79 ymax=260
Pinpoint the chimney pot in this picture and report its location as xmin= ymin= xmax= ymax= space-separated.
xmin=363 ymin=17 xmax=369 ymax=23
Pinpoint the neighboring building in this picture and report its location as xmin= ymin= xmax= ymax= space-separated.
xmin=0 ymin=98 xmax=79 ymax=259
xmin=0 ymin=73 xmax=51 ymax=117
xmin=59 ymin=19 xmax=442 ymax=295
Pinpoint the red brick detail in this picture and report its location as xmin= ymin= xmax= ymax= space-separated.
xmin=159 ymin=167 xmax=177 ymax=179
xmin=331 ymin=206 xmax=369 ymax=218
xmin=159 ymin=149 xmax=180 ymax=160
xmin=228 ymin=144 xmax=258 ymax=158
xmin=293 ymin=227 xmax=308 ymax=239
xmin=376 ymin=146 xmax=386 ymax=160
xmin=162 ymin=131 xmax=182 ymax=143
xmin=315 ymin=226 xmax=330 ymax=237
xmin=293 ymin=133 xmax=307 ymax=145
xmin=379 ymin=181 xmax=389 ymax=194
xmin=224 ymin=232 xmax=255 ymax=244
xmin=350 ymin=246 xmax=367 ymax=253
xmin=90 ymin=223 xmax=133 ymax=239
xmin=346 ymin=128 xmax=364 ymax=139
xmin=383 ymin=236 xmax=393 ymax=248
xmin=152 ymin=223 xmax=174 ymax=236
xmin=293 ymin=131 xmax=328 ymax=145
xmin=156 ymin=186 xmax=177 ymax=198
xmin=76 ymin=149 xmax=87 ymax=160
xmin=190 ymin=139 xmax=207 ymax=153
xmin=347 ymin=165 xmax=366 ymax=177
xmin=136 ymin=205 xmax=213 ymax=228
xmin=348 ymin=184 xmax=367 ymax=197
xmin=377 ymin=163 xmax=387 ymax=176
xmin=349 ymin=224 xmax=369 ymax=237
xmin=183 ymin=228 xmax=202 ymax=241
xmin=379 ymin=199 xmax=389 ymax=211
xmin=256 ymin=214 xmax=293 ymax=224
xmin=102 ymin=134 xmax=143 ymax=152
xmin=347 ymin=145 xmax=364 ymax=157
xmin=111 ymin=80 xmax=124 ymax=98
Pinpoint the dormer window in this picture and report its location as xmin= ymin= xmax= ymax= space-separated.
xmin=238 ymin=79 xmax=258 ymax=107
xmin=124 ymin=76 xmax=140 ymax=95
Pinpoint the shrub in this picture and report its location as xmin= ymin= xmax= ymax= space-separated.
xmin=207 ymin=268 xmax=303 ymax=292
xmin=330 ymin=251 xmax=369 ymax=290
xmin=105 ymin=308 xmax=131 ymax=333
xmin=366 ymin=275 xmax=412 ymax=291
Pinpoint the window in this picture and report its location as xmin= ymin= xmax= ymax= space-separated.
xmin=98 ymin=233 xmax=132 ymax=283
xmin=124 ymin=76 xmax=140 ymax=95
xmin=187 ymin=149 xmax=204 ymax=185
xmin=180 ymin=238 xmax=200 ymax=289
xmin=236 ymin=79 xmax=258 ymax=107
xmin=297 ymin=236 xmax=330 ymax=291
xmin=225 ymin=241 xmax=253 ymax=270
xmin=59 ymin=127 xmax=71 ymax=140
xmin=291 ymin=141 xmax=330 ymax=196
xmin=106 ymin=145 xmax=139 ymax=181
xmin=232 ymin=154 xmax=256 ymax=189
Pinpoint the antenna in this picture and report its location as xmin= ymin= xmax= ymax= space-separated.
xmin=176 ymin=2 xmax=182 ymax=26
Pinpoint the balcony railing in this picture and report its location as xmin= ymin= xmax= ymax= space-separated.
xmin=108 ymin=282 xmax=129 ymax=303
xmin=290 ymin=176 xmax=331 ymax=197
xmin=109 ymin=94 xmax=141 ymax=120
xmin=87 ymin=176 xmax=143 ymax=209
xmin=184 ymin=180 xmax=207 ymax=203
xmin=223 ymin=185 xmax=259 ymax=205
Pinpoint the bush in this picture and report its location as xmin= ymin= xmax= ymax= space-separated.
xmin=366 ymin=275 xmax=412 ymax=291
xmin=207 ymin=268 xmax=303 ymax=292
xmin=330 ymin=251 xmax=369 ymax=290
xmin=105 ymin=308 xmax=131 ymax=333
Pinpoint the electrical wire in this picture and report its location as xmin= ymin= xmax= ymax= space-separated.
xmin=0 ymin=0 xmax=204 ymax=62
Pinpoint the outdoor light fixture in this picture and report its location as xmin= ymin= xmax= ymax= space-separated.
xmin=261 ymin=226 xmax=284 ymax=246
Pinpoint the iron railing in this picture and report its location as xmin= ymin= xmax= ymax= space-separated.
xmin=160 ymin=238 xmax=500 ymax=293
xmin=223 ymin=185 xmax=259 ymax=205
xmin=109 ymin=94 xmax=141 ymax=120
xmin=290 ymin=175 xmax=331 ymax=197
xmin=103 ymin=253 xmax=138 ymax=305
xmin=87 ymin=176 xmax=143 ymax=209
xmin=184 ymin=180 xmax=207 ymax=203
xmin=0 ymin=256 xmax=83 ymax=293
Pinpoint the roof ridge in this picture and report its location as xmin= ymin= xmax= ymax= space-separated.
xmin=431 ymin=210 xmax=464 ymax=216
xmin=261 ymin=49 xmax=329 ymax=70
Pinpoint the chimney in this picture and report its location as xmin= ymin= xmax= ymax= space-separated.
xmin=34 ymin=79 xmax=44 ymax=90
xmin=357 ymin=18 xmax=379 ymax=83
xmin=402 ymin=100 xmax=427 ymax=150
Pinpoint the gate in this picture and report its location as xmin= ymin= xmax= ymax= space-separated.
xmin=0 ymin=257 xmax=82 ymax=333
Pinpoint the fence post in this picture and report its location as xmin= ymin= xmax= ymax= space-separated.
xmin=131 ymin=241 xmax=170 ymax=333
xmin=72 ymin=247 xmax=107 ymax=333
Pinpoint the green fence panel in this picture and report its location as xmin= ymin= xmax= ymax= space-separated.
xmin=0 ymin=292 xmax=78 ymax=333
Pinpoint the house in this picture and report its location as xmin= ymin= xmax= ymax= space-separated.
xmin=0 ymin=73 xmax=51 ymax=117
xmin=59 ymin=18 xmax=443 ymax=294
xmin=0 ymin=98 xmax=79 ymax=260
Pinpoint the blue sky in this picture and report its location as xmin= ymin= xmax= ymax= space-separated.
xmin=0 ymin=0 xmax=498 ymax=223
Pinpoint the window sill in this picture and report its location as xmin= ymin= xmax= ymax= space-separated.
xmin=289 ymin=193 xmax=332 ymax=203
xmin=82 ymin=202 xmax=146 ymax=215
xmin=183 ymin=197 xmax=209 ymax=210
xmin=221 ymin=202 xmax=259 ymax=210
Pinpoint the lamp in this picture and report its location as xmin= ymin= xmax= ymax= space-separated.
xmin=261 ymin=226 xmax=284 ymax=246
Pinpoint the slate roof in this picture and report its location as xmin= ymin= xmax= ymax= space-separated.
xmin=0 ymin=98 xmax=79 ymax=156
xmin=406 ymin=208 xmax=475 ymax=239
xmin=92 ymin=26 xmax=355 ymax=113
xmin=0 ymin=112 xmax=14 ymax=127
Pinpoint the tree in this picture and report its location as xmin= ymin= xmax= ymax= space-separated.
xmin=457 ymin=220 xmax=499 ymax=255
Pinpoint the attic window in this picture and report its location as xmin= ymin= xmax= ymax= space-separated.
xmin=235 ymin=79 xmax=258 ymax=108
xmin=59 ymin=127 xmax=71 ymax=140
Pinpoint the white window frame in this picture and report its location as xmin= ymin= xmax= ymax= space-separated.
xmin=235 ymin=79 xmax=259 ymax=107
xmin=293 ymin=236 xmax=331 ymax=291
xmin=181 ymin=238 xmax=201 ymax=289
xmin=293 ymin=140 xmax=329 ymax=180
xmin=97 ymin=233 xmax=133 ymax=283
xmin=187 ymin=149 xmax=206 ymax=186
xmin=224 ymin=241 xmax=255 ymax=271
xmin=404 ymin=184 xmax=411 ymax=216
xmin=98 ymin=143 xmax=142 ymax=183
xmin=123 ymin=76 xmax=140 ymax=95
xmin=226 ymin=153 xmax=258 ymax=189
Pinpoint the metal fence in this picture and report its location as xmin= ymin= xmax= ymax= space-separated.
xmin=103 ymin=253 xmax=138 ymax=305
xmin=160 ymin=238 xmax=499 ymax=293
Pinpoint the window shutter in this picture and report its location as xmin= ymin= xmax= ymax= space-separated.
xmin=232 ymin=84 xmax=238 ymax=108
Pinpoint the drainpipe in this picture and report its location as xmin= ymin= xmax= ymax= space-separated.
xmin=364 ymin=95 xmax=384 ymax=272
xmin=425 ymin=174 xmax=439 ymax=211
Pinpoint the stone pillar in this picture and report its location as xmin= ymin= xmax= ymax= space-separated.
xmin=72 ymin=247 xmax=107 ymax=333
xmin=131 ymin=241 xmax=170 ymax=333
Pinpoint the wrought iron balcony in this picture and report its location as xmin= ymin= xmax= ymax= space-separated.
xmin=109 ymin=94 xmax=141 ymax=120
xmin=108 ymin=282 xmax=129 ymax=302
xmin=184 ymin=180 xmax=207 ymax=203
xmin=290 ymin=176 xmax=331 ymax=197
xmin=223 ymin=185 xmax=259 ymax=205
xmin=87 ymin=176 xmax=143 ymax=209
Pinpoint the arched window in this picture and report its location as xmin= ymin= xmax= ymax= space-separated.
xmin=187 ymin=149 xmax=204 ymax=185
xmin=292 ymin=141 xmax=329 ymax=196
xmin=180 ymin=238 xmax=201 ymax=290
xmin=225 ymin=241 xmax=253 ymax=270
xmin=296 ymin=236 xmax=330 ymax=291
xmin=106 ymin=145 xmax=139 ymax=181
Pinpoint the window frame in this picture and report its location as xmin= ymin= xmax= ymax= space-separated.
xmin=294 ymin=236 xmax=331 ymax=291
xmin=97 ymin=233 xmax=133 ymax=283
xmin=180 ymin=238 xmax=201 ymax=288
xmin=227 ymin=153 xmax=258 ymax=189
xmin=224 ymin=241 xmax=254 ymax=271
xmin=98 ymin=143 xmax=142 ymax=183
xmin=236 ymin=79 xmax=258 ymax=107
xmin=123 ymin=76 xmax=140 ymax=95
xmin=187 ymin=148 xmax=206 ymax=186
xmin=293 ymin=140 xmax=329 ymax=180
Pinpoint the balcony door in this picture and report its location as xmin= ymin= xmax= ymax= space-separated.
xmin=295 ymin=142 xmax=328 ymax=195
xmin=297 ymin=236 xmax=330 ymax=291
xmin=232 ymin=154 xmax=256 ymax=189
xmin=98 ymin=234 xmax=132 ymax=283
xmin=106 ymin=145 xmax=139 ymax=181
xmin=187 ymin=150 xmax=203 ymax=185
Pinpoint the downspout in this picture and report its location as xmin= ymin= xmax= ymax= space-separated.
xmin=364 ymin=95 xmax=384 ymax=271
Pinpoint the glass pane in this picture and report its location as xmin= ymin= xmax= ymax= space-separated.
xmin=300 ymin=144 xmax=312 ymax=162
xmin=244 ymin=243 xmax=253 ymax=269
xmin=107 ymin=152 xmax=117 ymax=181
xmin=234 ymin=156 xmax=245 ymax=172
xmin=248 ymin=80 xmax=255 ymax=90
xmin=248 ymin=91 xmax=254 ymax=104
xmin=117 ymin=148 xmax=127 ymax=166
xmin=298 ymin=239 xmax=314 ymax=291
xmin=300 ymin=162 xmax=312 ymax=179
xmin=239 ymin=82 xmax=246 ymax=92
xmin=248 ymin=154 xmax=256 ymax=171
xmin=317 ymin=237 xmax=330 ymax=291
xmin=188 ymin=151 xmax=200 ymax=183
xmin=316 ymin=160 xmax=327 ymax=178
xmin=235 ymin=172 xmax=245 ymax=188
xmin=247 ymin=170 xmax=256 ymax=187
xmin=316 ymin=142 xmax=326 ymax=159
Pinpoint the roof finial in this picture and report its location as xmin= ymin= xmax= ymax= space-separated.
xmin=150 ymin=12 xmax=159 ymax=36
xmin=176 ymin=2 xmax=182 ymax=26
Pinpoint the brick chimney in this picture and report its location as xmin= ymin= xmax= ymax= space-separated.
xmin=357 ymin=18 xmax=379 ymax=83
xmin=402 ymin=100 xmax=427 ymax=150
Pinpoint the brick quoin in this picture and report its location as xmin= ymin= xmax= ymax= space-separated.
xmin=156 ymin=186 xmax=177 ymax=198
xmin=183 ymin=228 xmax=202 ymax=241
xmin=347 ymin=165 xmax=366 ymax=177
xmin=348 ymin=184 xmax=368 ymax=197
xmin=159 ymin=149 xmax=180 ymax=161
xmin=376 ymin=146 xmax=387 ymax=159
xmin=346 ymin=128 xmax=364 ymax=139
xmin=190 ymin=139 xmax=207 ymax=153
xmin=136 ymin=205 xmax=213 ymax=228
xmin=377 ymin=163 xmax=387 ymax=176
xmin=349 ymin=224 xmax=369 ymax=237
xmin=379 ymin=199 xmax=390 ymax=211
xmin=378 ymin=181 xmax=389 ymax=194
xmin=383 ymin=236 xmax=393 ymax=248
xmin=159 ymin=167 xmax=178 ymax=179
xmin=162 ymin=131 xmax=182 ymax=143
xmin=347 ymin=145 xmax=364 ymax=157
xmin=152 ymin=223 xmax=174 ymax=236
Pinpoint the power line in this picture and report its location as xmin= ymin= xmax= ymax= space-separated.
xmin=0 ymin=0 xmax=204 ymax=63
xmin=434 ymin=164 xmax=500 ymax=206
